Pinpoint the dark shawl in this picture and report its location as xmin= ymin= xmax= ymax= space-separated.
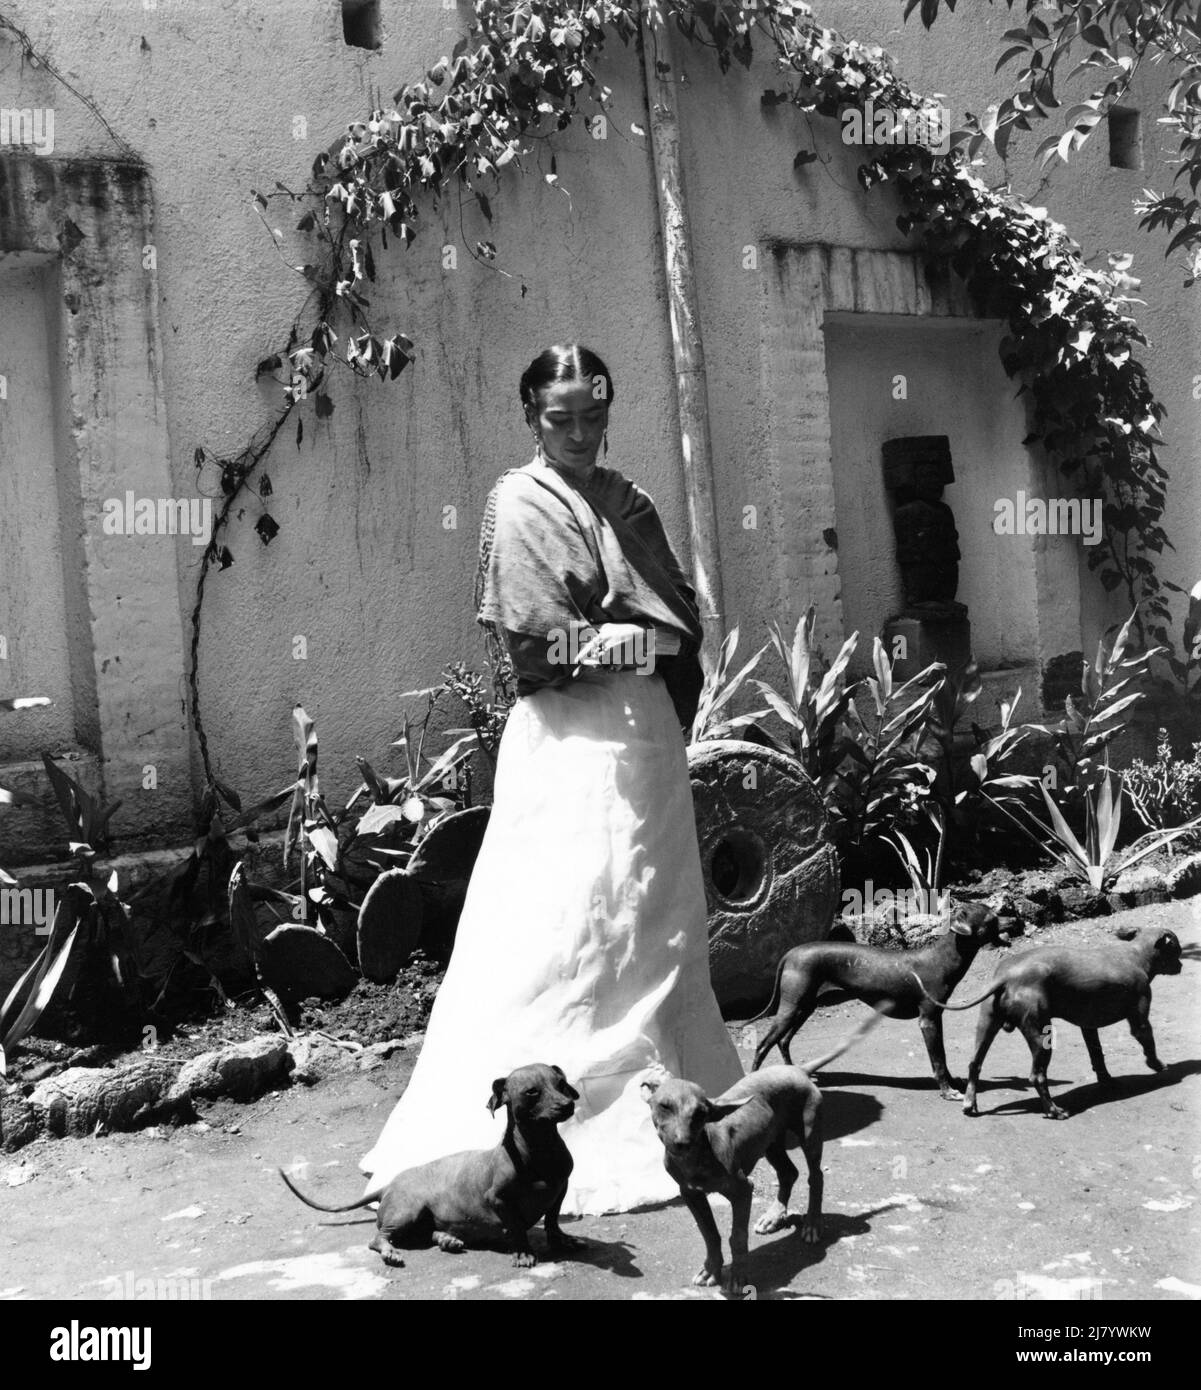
xmin=475 ymin=458 xmax=705 ymax=730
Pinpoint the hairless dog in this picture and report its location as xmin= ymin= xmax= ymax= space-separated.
xmin=280 ymin=1062 xmax=583 ymax=1267
xmin=912 ymin=923 xmax=1183 ymax=1118
xmin=751 ymin=902 xmax=1007 ymax=1098
xmin=642 ymin=1013 xmax=881 ymax=1295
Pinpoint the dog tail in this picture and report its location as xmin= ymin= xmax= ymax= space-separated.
xmin=798 ymin=1008 xmax=884 ymax=1074
xmin=910 ymin=970 xmax=1001 ymax=1012
xmin=745 ymin=953 xmax=789 ymax=1026
xmin=279 ymin=1168 xmax=381 ymax=1213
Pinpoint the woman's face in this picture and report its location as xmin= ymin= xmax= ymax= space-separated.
xmin=528 ymin=378 xmax=610 ymax=475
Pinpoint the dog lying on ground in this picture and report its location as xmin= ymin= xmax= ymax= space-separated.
xmin=912 ymin=923 xmax=1183 ymax=1119
xmin=280 ymin=1062 xmax=583 ymax=1267
xmin=751 ymin=902 xmax=1007 ymax=1099
xmin=641 ymin=1014 xmax=880 ymax=1294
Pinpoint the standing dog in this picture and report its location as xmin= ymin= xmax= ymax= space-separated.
xmin=751 ymin=902 xmax=1006 ymax=1098
xmin=280 ymin=1062 xmax=582 ymax=1266
xmin=912 ymin=924 xmax=1183 ymax=1118
xmin=641 ymin=1015 xmax=880 ymax=1294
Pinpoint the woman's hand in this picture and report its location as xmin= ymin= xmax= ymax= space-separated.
xmin=574 ymin=622 xmax=649 ymax=672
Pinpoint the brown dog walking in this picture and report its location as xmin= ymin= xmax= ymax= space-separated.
xmin=751 ymin=902 xmax=1006 ymax=1098
xmin=912 ymin=924 xmax=1183 ymax=1118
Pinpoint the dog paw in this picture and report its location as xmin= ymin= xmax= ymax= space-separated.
xmin=939 ymin=1085 xmax=964 ymax=1101
xmin=962 ymin=1104 xmax=979 ymax=1118
xmin=796 ymin=1217 xmax=823 ymax=1244
xmin=753 ymin=1206 xmax=789 ymax=1235
xmin=512 ymin=1250 xmax=537 ymax=1268
xmin=377 ymin=1248 xmax=406 ymax=1268
xmin=433 ymin=1232 xmax=465 ymax=1253
xmin=546 ymin=1231 xmax=586 ymax=1253
xmin=692 ymin=1267 xmax=721 ymax=1287
xmin=1147 ymin=1058 xmax=1165 ymax=1073
xmin=1095 ymin=1072 xmax=1114 ymax=1086
xmin=1043 ymin=1105 xmax=1069 ymax=1120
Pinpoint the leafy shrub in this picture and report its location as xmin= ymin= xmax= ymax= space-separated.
xmin=753 ymin=608 xmax=858 ymax=786
xmin=692 ymin=612 xmax=947 ymax=866
xmin=1123 ymin=728 xmax=1201 ymax=834
xmin=688 ymin=625 xmax=770 ymax=746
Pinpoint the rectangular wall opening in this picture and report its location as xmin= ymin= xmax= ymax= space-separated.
xmin=822 ymin=313 xmax=1051 ymax=678
xmin=1108 ymin=107 xmax=1143 ymax=170
xmin=0 ymin=255 xmax=96 ymax=764
xmin=341 ymin=0 xmax=382 ymax=50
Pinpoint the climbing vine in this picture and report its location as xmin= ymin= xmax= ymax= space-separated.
xmin=0 ymin=13 xmax=139 ymax=160
xmin=171 ymin=0 xmax=1187 ymax=791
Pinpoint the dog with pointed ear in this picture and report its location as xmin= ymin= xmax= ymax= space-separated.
xmin=641 ymin=1066 xmax=826 ymax=1296
xmin=640 ymin=1014 xmax=884 ymax=1293
xmin=640 ymin=1074 xmax=752 ymax=1158
xmin=749 ymin=900 xmax=1008 ymax=1099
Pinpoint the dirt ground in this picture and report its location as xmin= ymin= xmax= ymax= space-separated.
xmin=2 ymin=900 xmax=1198 ymax=1302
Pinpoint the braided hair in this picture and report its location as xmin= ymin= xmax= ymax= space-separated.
xmin=474 ymin=474 xmax=516 ymax=701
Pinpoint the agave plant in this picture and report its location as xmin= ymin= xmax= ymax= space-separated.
xmin=989 ymin=770 xmax=1201 ymax=893
xmin=0 ymin=886 xmax=85 ymax=1076
xmin=972 ymin=607 xmax=1201 ymax=886
xmin=884 ymin=803 xmax=948 ymax=898
xmin=0 ymin=753 xmax=138 ymax=1074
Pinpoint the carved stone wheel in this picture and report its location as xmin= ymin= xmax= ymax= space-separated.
xmin=687 ymin=739 xmax=840 ymax=1010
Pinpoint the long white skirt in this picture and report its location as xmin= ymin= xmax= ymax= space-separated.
xmin=359 ymin=667 xmax=743 ymax=1215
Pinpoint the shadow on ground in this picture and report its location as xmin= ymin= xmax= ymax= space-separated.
xmin=735 ymin=1200 xmax=909 ymax=1298
xmin=965 ymin=1057 xmax=1201 ymax=1118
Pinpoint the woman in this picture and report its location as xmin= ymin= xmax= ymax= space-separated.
xmin=360 ymin=344 xmax=743 ymax=1215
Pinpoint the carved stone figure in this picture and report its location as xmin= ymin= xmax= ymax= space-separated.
xmin=881 ymin=436 xmax=971 ymax=680
xmin=882 ymin=436 xmax=966 ymax=618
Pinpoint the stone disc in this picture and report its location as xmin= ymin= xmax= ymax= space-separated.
xmin=687 ymin=738 xmax=839 ymax=1010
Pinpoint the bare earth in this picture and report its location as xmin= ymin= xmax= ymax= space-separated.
xmin=2 ymin=900 xmax=1198 ymax=1303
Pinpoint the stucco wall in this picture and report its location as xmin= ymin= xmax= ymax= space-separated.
xmin=0 ymin=0 xmax=1195 ymax=861
xmin=0 ymin=258 xmax=78 ymax=757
